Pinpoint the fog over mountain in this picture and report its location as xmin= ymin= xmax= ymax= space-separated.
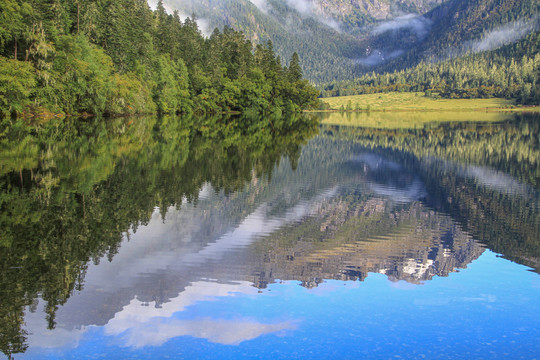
xmin=151 ymin=0 xmax=538 ymax=83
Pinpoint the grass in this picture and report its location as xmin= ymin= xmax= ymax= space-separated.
xmin=319 ymin=92 xmax=538 ymax=112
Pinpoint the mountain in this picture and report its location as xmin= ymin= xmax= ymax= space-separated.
xmin=157 ymin=0 xmax=539 ymax=83
xmin=312 ymin=0 xmax=446 ymax=32
xmin=153 ymin=0 xmax=367 ymax=82
xmin=373 ymin=0 xmax=540 ymax=69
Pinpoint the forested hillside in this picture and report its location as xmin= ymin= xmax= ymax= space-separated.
xmin=158 ymin=0 xmax=368 ymax=82
xmin=370 ymin=0 xmax=540 ymax=71
xmin=0 ymin=0 xmax=319 ymax=118
xmin=320 ymin=0 xmax=540 ymax=104
xmin=1 ymin=0 xmax=537 ymax=118
xmin=321 ymin=32 xmax=540 ymax=105
xmin=159 ymin=0 xmax=539 ymax=104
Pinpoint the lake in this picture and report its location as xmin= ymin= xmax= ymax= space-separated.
xmin=1 ymin=112 xmax=538 ymax=359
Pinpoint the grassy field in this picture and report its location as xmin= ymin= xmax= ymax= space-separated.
xmin=315 ymin=111 xmax=516 ymax=129
xmin=319 ymin=92 xmax=537 ymax=112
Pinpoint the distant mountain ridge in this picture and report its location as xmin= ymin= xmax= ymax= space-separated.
xmin=312 ymin=0 xmax=445 ymax=26
xmin=157 ymin=0 xmax=538 ymax=83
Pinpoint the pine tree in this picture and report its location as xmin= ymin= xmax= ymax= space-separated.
xmin=288 ymin=52 xmax=302 ymax=82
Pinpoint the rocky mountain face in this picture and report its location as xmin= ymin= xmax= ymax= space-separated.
xmin=313 ymin=0 xmax=446 ymax=20
xmin=158 ymin=0 xmax=537 ymax=82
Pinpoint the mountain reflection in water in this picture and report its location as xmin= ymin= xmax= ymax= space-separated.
xmin=1 ymin=113 xmax=539 ymax=359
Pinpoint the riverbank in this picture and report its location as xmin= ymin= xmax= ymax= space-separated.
xmin=318 ymin=92 xmax=540 ymax=112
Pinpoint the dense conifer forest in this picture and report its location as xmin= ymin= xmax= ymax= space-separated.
xmin=0 ymin=0 xmax=538 ymax=118
xmin=0 ymin=0 xmax=319 ymax=118
xmin=312 ymin=0 xmax=540 ymax=104
xmin=320 ymin=32 xmax=540 ymax=105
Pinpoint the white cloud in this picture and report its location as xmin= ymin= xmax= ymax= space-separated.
xmin=104 ymin=281 xmax=296 ymax=347
xmin=320 ymin=17 xmax=341 ymax=32
xmin=25 ymin=282 xmax=297 ymax=351
xmin=438 ymin=16 xmax=539 ymax=60
xmin=247 ymin=0 xmax=270 ymax=13
xmin=148 ymin=0 xmax=213 ymax=37
xmin=356 ymin=49 xmax=405 ymax=67
xmin=147 ymin=0 xmax=175 ymax=14
xmin=112 ymin=317 xmax=296 ymax=347
xmin=286 ymin=0 xmax=341 ymax=32
xmin=106 ymin=281 xmax=259 ymax=332
xmin=373 ymin=14 xmax=432 ymax=39
xmin=467 ymin=18 xmax=539 ymax=53
xmin=285 ymin=0 xmax=313 ymax=15
xmin=24 ymin=299 xmax=89 ymax=350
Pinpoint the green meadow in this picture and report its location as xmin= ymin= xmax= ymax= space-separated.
xmin=319 ymin=92 xmax=538 ymax=112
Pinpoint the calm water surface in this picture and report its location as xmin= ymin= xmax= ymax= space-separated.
xmin=1 ymin=113 xmax=538 ymax=359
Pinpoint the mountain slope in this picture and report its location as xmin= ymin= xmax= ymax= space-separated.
xmin=159 ymin=0 xmax=538 ymax=83
xmin=159 ymin=0 xmax=367 ymax=82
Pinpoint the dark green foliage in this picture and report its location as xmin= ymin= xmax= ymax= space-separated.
xmin=0 ymin=0 xmax=319 ymax=118
xmin=0 ymin=58 xmax=35 ymax=118
xmin=154 ymin=0 xmax=538 ymax=86
xmin=288 ymin=52 xmax=303 ymax=82
xmin=167 ymin=0 xmax=367 ymax=83
xmin=321 ymin=32 xmax=540 ymax=105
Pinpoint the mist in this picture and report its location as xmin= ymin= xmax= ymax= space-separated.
xmin=151 ymin=0 xmax=214 ymax=36
xmin=356 ymin=49 xmax=404 ymax=67
xmin=467 ymin=18 xmax=539 ymax=53
xmin=373 ymin=14 xmax=432 ymax=39
xmin=247 ymin=0 xmax=269 ymax=13
xmin=249 ymin=0 xmax=342 ymax=32
xmin=284 ymin=0 xmax=313 ymax=15
xmin=438 ymin=16 xmax=540 ymax=61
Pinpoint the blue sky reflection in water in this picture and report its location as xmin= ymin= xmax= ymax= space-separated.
xmin=22 ymin=251 xmax=540 ymax=359
xmin=6 ymin=114 xmax=540 ymax=359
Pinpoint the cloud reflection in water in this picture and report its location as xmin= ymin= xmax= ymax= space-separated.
xmin=104 ymin=281 xmax=297 ymax=347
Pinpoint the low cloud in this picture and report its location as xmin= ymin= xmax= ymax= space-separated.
xmin=357 ymin=14 xmax=432 ymax=66
xmin=24 ymin=299 xmax=88 ymax=350
xmin=320 ymin=17 xmax=341 ymax=32
xmin=247 ymin=0 xmax=269 ymax=13
xmin=373 ymin=14 xmax=432 ymax=39
xmin=467 ymin=18 xmax=539 ymax=53
xmin=439 ymin=17 xmax=539 ymax=60
xmin=147 ymin=0 xmax=171 ymax=13
xmin=154 ymin=0 xmax=342 ymax=34
xmin=356 ymin=49 xmax=404 ymax=67
xmin=259 ymin=0 xmax=342 ymax=32
xmin=284 ymin=0 xmax=313 ymax=15
xmin=149 ymin=0 xmax=213 ymax=37
xmin=285 ymin=0 xmax=341 ymax=32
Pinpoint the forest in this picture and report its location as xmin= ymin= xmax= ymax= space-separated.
xmin=320 ymin=32 xmax=540 ymax=105
xmin=0 ymin=0 xmax=320 ymax=119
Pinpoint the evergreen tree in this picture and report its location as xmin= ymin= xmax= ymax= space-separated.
xmin=288 ymin=52 xmax=303 ymax=82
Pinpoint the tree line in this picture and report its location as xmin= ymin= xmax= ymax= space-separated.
xmin=0 ymin=0 xmax=320 ymax=119
xmin=320 ymin=31 xmax=540 ymax=105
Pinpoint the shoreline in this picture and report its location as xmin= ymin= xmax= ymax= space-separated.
xmin=316 ymin=92 xmax=540 ymax=113
xmin=307 ymin=106 xmax=540 ymax=113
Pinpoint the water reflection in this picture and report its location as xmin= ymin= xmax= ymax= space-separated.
xmin=0 ymin=112 xmax=539 ymax=359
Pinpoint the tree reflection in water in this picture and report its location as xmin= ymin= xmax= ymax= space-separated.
xmin=0 ymin=112 xmax=538 ymax=358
